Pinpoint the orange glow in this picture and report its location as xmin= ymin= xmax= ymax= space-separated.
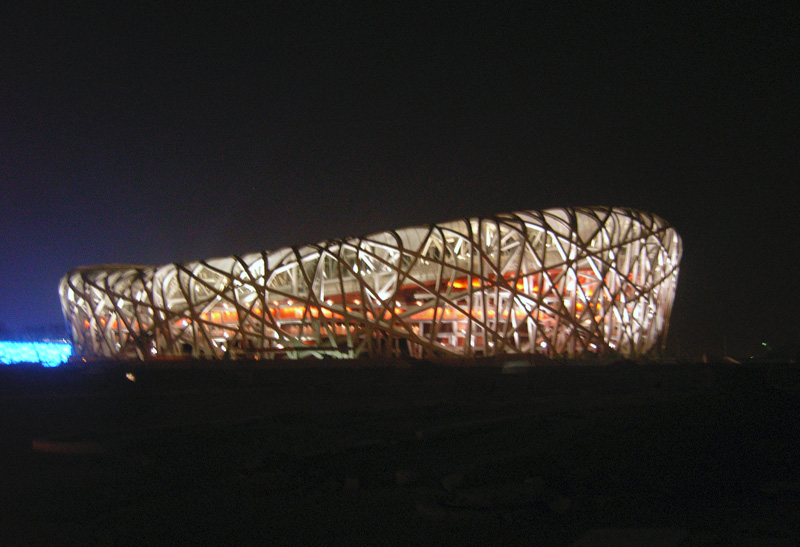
xmin=515 ymin=279 xmax=540 ymax=292
xmin=409 ymin=308 xmax=468 ymax=321
xmin=223 ymin=310 xmax=237 ymax=323
xmin=273 ymin=305 xmax=344 ymax=320
xmin=277 ymin=306 xmax=304 ymax=319
xmin=365 ymin=308 xmax=406 ymax=320
xmin=451 ymin=278 xmax=483 ymax=289
xmin=308 ymin=307 xmax=335 ymax=319
xmin=407 ymin=307 xmax=531 ymax=322
xmin=500 ymin=309 xmax=528 ymax=320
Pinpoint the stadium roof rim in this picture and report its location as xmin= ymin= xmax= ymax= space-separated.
xmin=69 ymin=206 xmax=675 ymax=272
xmin=70 ymin=264 xmax=154 ymax=272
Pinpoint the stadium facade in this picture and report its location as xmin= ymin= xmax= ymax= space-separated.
xmin=59 ymin=207 xmax=681 ymax=360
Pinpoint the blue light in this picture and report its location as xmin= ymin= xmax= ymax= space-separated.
xmin=0 ymin=341 xmax=72 ymax=367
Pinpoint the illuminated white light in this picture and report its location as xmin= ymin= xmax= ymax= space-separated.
xmin=59 ymin=207 xmax=681 ymax=360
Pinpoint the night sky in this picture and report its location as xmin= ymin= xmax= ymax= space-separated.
xmin=1 ymin=3 xmax=797 ymax=358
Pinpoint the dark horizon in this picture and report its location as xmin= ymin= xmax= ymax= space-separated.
xmin=2 ymin=3 xmax=798 ymax=359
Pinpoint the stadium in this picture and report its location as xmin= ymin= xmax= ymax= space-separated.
xmin=59 ymin=207 xmax=681 ymax=360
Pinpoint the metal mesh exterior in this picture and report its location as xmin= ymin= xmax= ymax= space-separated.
xmin=59 ymin=207 xmax=681 ymax=360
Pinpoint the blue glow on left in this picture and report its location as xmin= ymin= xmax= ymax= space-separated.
xmin=0 ymin=341 xmax=72 ymax=367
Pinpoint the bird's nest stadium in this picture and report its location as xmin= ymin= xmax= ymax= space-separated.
xmin=59 ymin=207 xmax=681 ymax=360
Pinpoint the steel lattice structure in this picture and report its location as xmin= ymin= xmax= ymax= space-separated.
xmin=60 ymin=207 xmax=681 ymax=360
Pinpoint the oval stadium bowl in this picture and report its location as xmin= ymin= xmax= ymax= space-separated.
xmin=59 ymin=207 xmax=681 ymax=361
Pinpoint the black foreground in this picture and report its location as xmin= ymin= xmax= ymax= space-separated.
xmin=1 ymin=360 xmax=799 ymax=546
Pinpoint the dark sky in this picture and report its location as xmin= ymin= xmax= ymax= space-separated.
xmin=1 ymin=2 xmax=797 ymax=358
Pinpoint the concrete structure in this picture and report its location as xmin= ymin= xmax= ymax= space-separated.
xmin=60 ymin=207 xmax=681 ymax=360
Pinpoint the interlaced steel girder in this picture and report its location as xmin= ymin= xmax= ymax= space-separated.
xmin=59 ymin=207 xmax=682 ymax=360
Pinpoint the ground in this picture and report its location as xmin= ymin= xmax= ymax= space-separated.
xmin=1 ymin=359 xmax=799 ymax=546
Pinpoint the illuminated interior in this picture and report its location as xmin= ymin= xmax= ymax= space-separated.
xmin=59 ymin=207 xmax=681 ymax=360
